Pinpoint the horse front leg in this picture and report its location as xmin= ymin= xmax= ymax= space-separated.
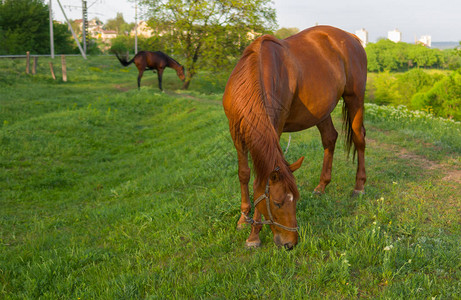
xmin=246 ymin=207 xmax=263 ymax=248
xmin=314 ymin=115 xmax=338 ymax=194
xmin=236 ymin=149 xmax=263 ymax=247
xmin=236 ymin=148 xmax=251 ymax=230
xmin=157 ymin=68 xmax=164 ymax=91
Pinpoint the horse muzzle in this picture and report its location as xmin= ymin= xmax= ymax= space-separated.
xmin=274 ymin=232 xmax=298 ymax=250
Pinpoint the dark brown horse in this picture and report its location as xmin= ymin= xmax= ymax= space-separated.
xmin=223 ymin=26 xmax=367 ymax=249
xmin=116 ymin=51 xmax=185 ymax=91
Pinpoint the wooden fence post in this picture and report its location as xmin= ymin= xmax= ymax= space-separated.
xmin=26 ymin=51 xmax=30 ymax=74
xmin=32 ymin=57 xmax=38 ymax=75
xmin=61 ymin=55 xmax=67 ymax=82
xmin=49 ymin=62 xmax=56 ymax=80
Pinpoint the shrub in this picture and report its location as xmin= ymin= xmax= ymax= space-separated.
xmin=411 ymin=69 xmax=461 ymax=120
xmin=367 ymin=69 xmax=447 ymax=108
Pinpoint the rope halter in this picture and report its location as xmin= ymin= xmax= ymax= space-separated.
xmin=242 ymin=167 xmax=299 ymax=232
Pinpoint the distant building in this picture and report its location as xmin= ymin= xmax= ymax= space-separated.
xmin=130 ymin=21 xmax=154 ymax=38
xmin=72 ymin=18 xmax=107 ymax=40
xmin=418 ymin=35 xmax=432 ymax=47
xmin=388 ymin=29 xmax=402 ymax=43
xmin=355 ymin=28 xmax=368 ymax=47
xmin=98 ymin=30 xmax=117 ymax=41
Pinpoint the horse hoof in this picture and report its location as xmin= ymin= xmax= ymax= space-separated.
xmin=352 ymin=189 xmax=365 ymax=197
xmin=312 ymin=190 xmax=324 ymax=196
xmin=245 ymin=240 xmax=261 ymax=248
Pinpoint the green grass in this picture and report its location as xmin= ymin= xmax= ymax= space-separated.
xmin=1 ymin=56 xmax=460 ymax=299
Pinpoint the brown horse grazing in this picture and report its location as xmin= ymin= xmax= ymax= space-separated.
xmin=115 ymin=51 xmax=185 ymax=91
xmin=223 ymin=26 xmax=367 ymax=249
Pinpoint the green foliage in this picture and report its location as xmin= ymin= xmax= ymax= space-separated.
xmin=274 ymin=27 xmax=300 ymax=39
xmin=1 ymin=56 xmax=461 ymax=298
xmin=104 ymin=12 xmax=134 ymax=34
xmin=110 ymin=33 xmax=167 ymax=55
xmin=392 ymin=69 xmax=443 ymax=107
xmin=367 ymin=71 xmax=398 ymax=105
xmin=366 ymin=39 xmax=461 ymax=72
xmin=411 ymin=69 xmax=461 ymax=120
xmin=53 ymin=22 xmax=79 ymax=54
xmin=138 ymin=0 xmax=277 ymax=89
xmin=0 ymin=0 xmax=76 ymax=55
xmin=366 ymin=69 xmax=459 ymax=120
xmin=407 ymin=44 xmax=441 ymax=68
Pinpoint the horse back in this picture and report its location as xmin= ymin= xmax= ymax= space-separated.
xmin=223 ymin=26 xmax=367 ymax=134
xmin=134 ymin=51 xmax=168 ymax=70
xmin=280 ymin=26 xmax=367 ymax=131
xmin=285 ymin=26 xmax=367 ymax=97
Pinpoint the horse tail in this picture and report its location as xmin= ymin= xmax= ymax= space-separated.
xmin=342 ymin=100 xmax=355 ymax=160
xmin=115 ymin=53 xmax=135 ymax=67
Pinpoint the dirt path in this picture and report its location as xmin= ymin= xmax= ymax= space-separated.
xmin=367 ymin=138 xmax=461 ymax=186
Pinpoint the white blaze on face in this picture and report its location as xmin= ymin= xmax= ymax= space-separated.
xmin=287 ymin=193 xmax=294 ymax=202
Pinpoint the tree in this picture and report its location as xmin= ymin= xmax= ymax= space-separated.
xmin=69 ymin=19 xmax=82 ymax=36
xmin=411 ymin=69 xmax=461 ymax=120
xmin=138 ymin=0 xmax=277 ymax=89
xmin=53 ymin=21 xmax=79 ymax=54
xmin=407 ymin=44 xmax=440 ymax=68
xmin=104 ymin=12 xmax=134 ymax=34
xmin=0 ymin=0 xmax=76 ymax=55
xmin=274 ymin=27 xmax=299 ymax=39
xmin=110 ymin=34 xmax=162 ymax=54
xmin=365 ymin=39 xmax=451 ymax=72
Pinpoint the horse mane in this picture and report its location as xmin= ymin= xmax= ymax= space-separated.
xmin=156 ymin=51 xmax=182 ymax=68
xmin=228 ymin=35 xmax=298 ymax=194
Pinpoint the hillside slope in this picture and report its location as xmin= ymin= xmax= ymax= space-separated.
xmin=1 ymin=56 xmax=460 ymax=298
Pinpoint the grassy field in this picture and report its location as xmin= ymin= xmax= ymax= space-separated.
xmin=1 ymin=56 xmax=460 ymax=299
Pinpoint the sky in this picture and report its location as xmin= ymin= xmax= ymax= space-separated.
xmin=52 ymin=0 xmax=461 ymax=42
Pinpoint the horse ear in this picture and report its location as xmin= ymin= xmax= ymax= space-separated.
xmin=289 ymin=156 xmax=304 ymax=172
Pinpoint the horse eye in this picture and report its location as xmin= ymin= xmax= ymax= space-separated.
xmin=274 ymin=201 xmax=283 ymax=208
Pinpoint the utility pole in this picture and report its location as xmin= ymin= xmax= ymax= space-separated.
xmin=82 ymin=0 xmax=88 ymax=55
xmin=56 ymin=0 xmax=87 ymax=59
xmin=135 ymin=0 xmax=138 ymax=54
xmin=49 ymin=0 xmax=55 ymax=58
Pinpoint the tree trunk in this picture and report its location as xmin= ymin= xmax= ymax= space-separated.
xmin=182 ymin=63 xmax=196 ymax=90
xmin=182 ymin=72 xmax=195 ymax=89
xmin=181 ymin=42 xmax=201 ymax=90
xmin=182 ymin=79 xmax=191 ymax=90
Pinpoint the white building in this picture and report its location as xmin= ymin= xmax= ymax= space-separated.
xmin=130 ymin=21 xmax=154 ymax=38
xmin=418 ymin=35 xmax=432 ymax=47
xmin=355 ymin=28 xmax=368 ymax=47
xmin=388 ymin=29 xmax=402 ymax=43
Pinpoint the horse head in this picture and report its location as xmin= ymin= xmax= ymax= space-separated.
xmin=176 ymin=66 xmax=186 ymax=81
xmin=253 ymin=156 xmax=304 ymax=249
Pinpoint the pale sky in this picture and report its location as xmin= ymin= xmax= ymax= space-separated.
xmin=52 ymin=0 xmax=461 ymax=42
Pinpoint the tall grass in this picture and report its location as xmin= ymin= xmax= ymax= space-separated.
xmin=1 ymin=56 xmax=460 ymax=298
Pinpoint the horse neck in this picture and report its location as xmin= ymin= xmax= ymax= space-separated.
xmin=244 ymin=110 xmax=296 ymax=193
xmin=166 ymin=56 xmax=181 ymax=71
xmin=226 ymin=35 xmax=294 ymax=187
xmin=235 ymin=93 xmax=286 ymax=186
xmin=247 ymin=118 xmax=287 ymax=185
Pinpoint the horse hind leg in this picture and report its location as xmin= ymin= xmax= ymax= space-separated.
xmin=343 ymin=94 xmax=366 ymax=194
xmin=137 ymin=70 xmax=144 ymax=90
xmin=314 ymin=115 xmax=338 ymax=194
